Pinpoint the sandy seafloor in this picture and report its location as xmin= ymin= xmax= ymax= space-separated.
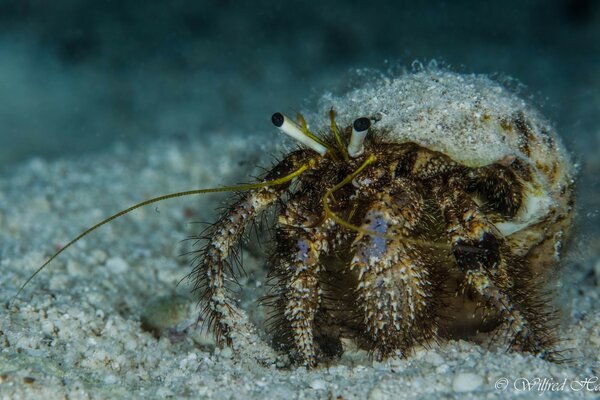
xmin=1 ymin=2 xmax=599 ymax=399
xmin=0 ymin=110 xmax=599 ymax=400
xmin=1 ymin=76 xmax=600 ymax=400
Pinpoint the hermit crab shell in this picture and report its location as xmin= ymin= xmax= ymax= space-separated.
xmin=320 ymin=70 xmax=575 ymax=267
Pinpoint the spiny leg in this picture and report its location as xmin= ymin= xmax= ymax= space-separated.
xmin=351 ymin=178 xmax=438 ymax=358
xmin=466 ymin=163 xmax=524 ymax=218
xmin=270 ymin=221 xmax=329 ymax=367
xmin=190 ymin=151 xmax=311 ymax=345
xmin=432 ymin=176 xmax=553 ymax=356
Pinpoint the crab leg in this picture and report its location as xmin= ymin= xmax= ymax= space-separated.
xmin=433 ymin=177 xmax=551 ymax=355
xmin=269 ymin=186 xmax=337 ymax=367
xmin=191 ymin=151 xmax=311 ymax=345
xmin=351 ymin=179 xmax=436 ymax=357
xmin=467 ymin=163 xmax=524 ymax=217
xmin=271 ymin=224 xmax=328 ymax=367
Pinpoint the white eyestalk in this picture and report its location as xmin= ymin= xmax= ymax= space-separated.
xmin=348 ymin=117 xmax=371 ymax=157
xmin=271 ymin=113 xmax=328 ymax=155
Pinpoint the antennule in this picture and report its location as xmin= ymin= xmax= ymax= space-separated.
xmin=271 ymin=112 xmax=327 ymax=155
xmin=348 ymin=117 xmax=371 ymax=157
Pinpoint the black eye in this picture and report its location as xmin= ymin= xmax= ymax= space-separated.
xmin=271 ymin=112 xmax=284 ymax=127
xmin=353 ymin=117 xmax=371 ymax=132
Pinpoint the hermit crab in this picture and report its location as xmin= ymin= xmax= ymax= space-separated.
xmin=15 ymin=70 xmax=575 ymax=367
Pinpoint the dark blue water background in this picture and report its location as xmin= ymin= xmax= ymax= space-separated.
xmin=0 ymin=1 xmax=598 ymax=237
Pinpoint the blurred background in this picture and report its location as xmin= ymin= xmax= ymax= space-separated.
xmin=0 ymin=0 xmax=597 ymax=163
xmin=0 ymin=1 xmax=598 ymax=230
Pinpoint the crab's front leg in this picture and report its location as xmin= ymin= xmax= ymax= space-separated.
xmin=352 ymin=178 xmax=438 ymax=358
xmin=271 ymin=220 xmax=329 ymax=367
xmin=191 ymin=151 xmax=311 ymax=345
xmin=269 ymin=184 xmax=339 ymax=367
xmin=433 ymin=176 xmax=554 ymax=357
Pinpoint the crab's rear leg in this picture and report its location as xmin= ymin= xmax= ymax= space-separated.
xmin=352 ymin=178 xmax=439 ymax=358
xmin=190 ymin=151 xmax=311 ymax=345
xmin=433 ymin=176 xmax=554 ymax=357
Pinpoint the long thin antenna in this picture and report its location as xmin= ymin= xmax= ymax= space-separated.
xmin=329 ymin=108 xmax=349 ymax=161
xmin=296 ymin=113 xmax=329 ymax=148
xmin=10 ymin=160 xmax=313 ymax=305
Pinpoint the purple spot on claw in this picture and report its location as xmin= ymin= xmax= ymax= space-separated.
xmin=296 ymin=239 xmax=311 ymax=261
xmin=362 ymin=214 xmax=388 ymax=260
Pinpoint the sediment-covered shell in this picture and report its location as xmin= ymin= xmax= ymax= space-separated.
xmin=319 ymin=69 xmax=575 ymax=267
